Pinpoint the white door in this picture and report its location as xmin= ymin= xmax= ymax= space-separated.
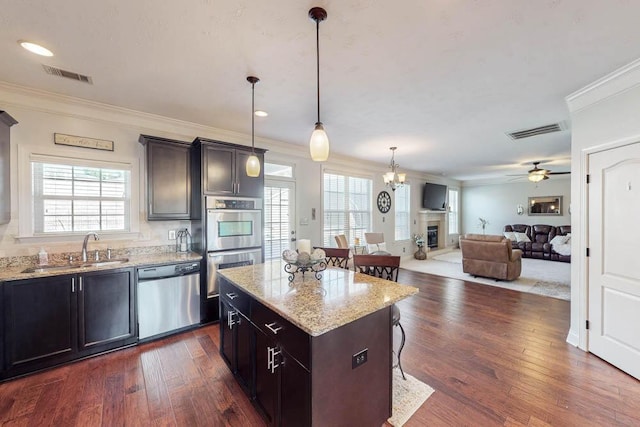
xmin=588 ymin=142 xmax=640 ymax=380
xmin=264 ymin=179 xmax=296 ymax=260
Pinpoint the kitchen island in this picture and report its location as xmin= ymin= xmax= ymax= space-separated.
xmin=219 ymin=259 xmax=418 ymax=427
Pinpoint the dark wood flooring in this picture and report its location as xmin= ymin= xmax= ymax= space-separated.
xmin=0 ymin=269 xmax=638 ymax=426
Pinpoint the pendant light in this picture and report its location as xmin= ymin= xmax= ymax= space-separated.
xmin=246 ymin=76 xmax=261 ymax=177
xmin=309 ymin=7 xmax=329 ymax=162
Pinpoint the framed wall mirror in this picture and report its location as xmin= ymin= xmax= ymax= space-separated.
xmin=528 ymin=196 xmax=562 ymax=216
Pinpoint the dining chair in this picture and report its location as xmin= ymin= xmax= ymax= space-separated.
xmin=352 ymin=254 xmax=406 ymax=380
xmin=364 ymin=232 xmax=386 ymax=254
xmin=334 ymin=234 xmax=349 ymax=249
xmin=315 ymin=247 xmax=350 ymax=269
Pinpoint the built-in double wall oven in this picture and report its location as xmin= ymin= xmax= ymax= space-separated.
xmin=205 ymin=196 xmax=263 ymax=308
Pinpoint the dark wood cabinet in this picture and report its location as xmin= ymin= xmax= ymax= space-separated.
xmin=219 ymin=277 xmax=391 ymax=427
xmin=3 ymin=274 xmax=77 ymax=374
xmin=139 ymin=135 xmax=192 ymax=220
xmin=0 ymin=111 xmax=18 ymax=225
xmin=195 ymin=138 xmax=265 ymax=198
xmin=220 ymin=278 xmax=311 ymax=427
xmin=78 ymin=269 xmax=136 ymax=353
xmin=2 ymin=268 xmax=136 ymax=378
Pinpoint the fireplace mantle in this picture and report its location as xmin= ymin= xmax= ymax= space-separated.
xmin=418 ymin=210 xmax=447 ymax=252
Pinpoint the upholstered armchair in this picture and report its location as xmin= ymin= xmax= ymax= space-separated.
xmin=459 ymin=234 xmax=522 ymax=281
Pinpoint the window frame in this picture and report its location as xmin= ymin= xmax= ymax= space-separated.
xmin=322 ymin=170 xmax=373 ymax=247
xmin=17 ymin=146 xmax=140 ymax=242
xmin=394 ymin=183 xmax=411 ymax=241
xmin=448 ymin=187 xmax=460 ymax=235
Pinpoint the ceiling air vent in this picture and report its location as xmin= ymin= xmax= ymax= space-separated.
xmin=507 ymin=122 xmax=565 ymax=140
xmin=42 ymin=64 xmax=93 ymax=84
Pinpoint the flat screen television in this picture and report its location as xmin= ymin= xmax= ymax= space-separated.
xmin=422 ymin=182 xmax=447 ymax=210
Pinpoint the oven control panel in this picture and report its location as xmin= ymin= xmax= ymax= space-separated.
xmin=207 ymin=197 xmax=260 ymax=210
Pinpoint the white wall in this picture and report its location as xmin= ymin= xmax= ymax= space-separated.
xmin=461 ymin=178 xmax=571 ymax=236
xmin=565 ymin=58 xmax=640 ymax=348
xmin=0 ymin=83 xmax=461 ymax=259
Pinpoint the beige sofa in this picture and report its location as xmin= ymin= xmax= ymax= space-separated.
xmin=459 ymin=234 xmax=522 ymax=281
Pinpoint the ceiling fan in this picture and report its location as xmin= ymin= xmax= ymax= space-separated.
xmin=525 ymin=161 xmax=570 ymax=182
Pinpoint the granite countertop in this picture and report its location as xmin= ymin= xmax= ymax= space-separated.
xmin=0 ymin=252 xmax=202 ymax=282
xmin=219 ymin=259 xmax=419 ymax=336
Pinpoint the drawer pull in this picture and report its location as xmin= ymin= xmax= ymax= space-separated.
xmin=226 ymin=292 xmax=238 ymax=300
xmin=227 ymin=310 xmax=238 ymax=329
xmin=267 ymin=346 xmax=282 ymax=373
xmin=265 ymin=322 xmax=283 ymax=335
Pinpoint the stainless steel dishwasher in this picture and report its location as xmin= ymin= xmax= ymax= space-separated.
xmin=137 ymin=262 xmax=200 ymax=340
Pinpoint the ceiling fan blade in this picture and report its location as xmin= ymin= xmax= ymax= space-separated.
xmin=548 ymin=171 xmax=571 ymax=175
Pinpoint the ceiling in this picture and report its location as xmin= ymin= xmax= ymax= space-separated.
xmin=2 ymin=1 xmax=640 ymax=181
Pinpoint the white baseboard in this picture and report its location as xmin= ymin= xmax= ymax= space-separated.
xmin=566 ymin=328 xmax=580 ymax=347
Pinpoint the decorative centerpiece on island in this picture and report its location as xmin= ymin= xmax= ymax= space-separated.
xmin=412 ymin=233 xmax=427 ymax=260
xmin=282 ymin=248 xmax=327 ymax=282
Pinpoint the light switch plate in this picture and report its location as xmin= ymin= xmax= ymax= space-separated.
xmin=168 ymin=230 xmax=176 ymax=240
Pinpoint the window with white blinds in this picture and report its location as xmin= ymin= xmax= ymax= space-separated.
xmin=448 ymin=188 xmax=459 ymax=234
xmin=32 ymin=160 xmax=131 ymax=234
xmin=394 ymin=184 xmax=410 ymax=241
xmin=323 ymin=172 xmax=372 ymax=247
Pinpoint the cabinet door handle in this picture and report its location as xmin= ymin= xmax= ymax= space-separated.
xmin=226 ymin=292 xmax=238 ymax=300
xmin=79 ymin=277 xmax=83 ymax=292
xmin=236 ymin=182 xmax=240 ymax=194
xmin=267 ymin=346 xmax=282 ymax=373
xmin=71 ymin=277 xmax=75 ymax=293
xmin=265 ymin=322 xmax=283 ymax=335
xmin=227 ymin=310 xmax=238 ymax=329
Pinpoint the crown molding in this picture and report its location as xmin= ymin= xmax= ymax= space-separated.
xmin=0 ymin=81 xmax=460 ymax=185
xmin=566 ymin=57 xmax=640 ymax=113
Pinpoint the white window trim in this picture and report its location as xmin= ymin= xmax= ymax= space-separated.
xmin=394 ymin=183 xmax=411 ymax=242
xmin=321 ymin=168 xmax=374 ymax=247
xmin=16 ymin=145 xmax=141 ymax=243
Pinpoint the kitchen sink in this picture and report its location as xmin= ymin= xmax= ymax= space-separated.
xmin=21 ymin=265 xmax=82 ymax=274
xmin=21 ymin=258 xmax=130 ymax=274
xmin=81 ymin=258 xmax=130 ymax=267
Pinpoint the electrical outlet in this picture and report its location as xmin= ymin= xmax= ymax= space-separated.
xmin=352 ymin=348 xmax=368 ymax=369
xmin=168 ymin=230 xmax=176 ymax=240
xmin=403 ymin=247 xmax=406 ymax=253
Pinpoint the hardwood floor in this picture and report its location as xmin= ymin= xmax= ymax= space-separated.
xmin=0 ymin=269 xmax=638 ymax=426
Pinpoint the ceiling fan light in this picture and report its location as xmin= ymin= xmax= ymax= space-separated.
xmin=246 ymin=153 xmax=261 ymax=177
xmin=528 ymin=173 xmax=545 ymax=183
xmin=310 ymin=123 xmax=329 ymax=161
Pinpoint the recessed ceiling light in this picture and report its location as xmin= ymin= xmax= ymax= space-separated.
xmin=19 ymin=40 xmax=54 ymax=57
xmin=254 ymin=110 xmax=268 ymax=117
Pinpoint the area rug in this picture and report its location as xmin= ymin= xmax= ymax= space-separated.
xmin=388 ymin=369 xmax=435 ymax=426
xmin=402 ymin=250 xmax=571 ymax=301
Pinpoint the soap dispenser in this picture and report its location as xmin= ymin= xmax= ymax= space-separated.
xmin=176 ymin=228 xmax=191 ymax=253
xmin=38 ymin=248 xmax=49 ymax=266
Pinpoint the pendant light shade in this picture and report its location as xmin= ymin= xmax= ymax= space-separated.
xmin=246 ymin=76 xmax=261 ymax=177
xmin=310 ymin=122 xmax=329 ymax=161
xmin=309 ymin=7 xmax=329 ymax=162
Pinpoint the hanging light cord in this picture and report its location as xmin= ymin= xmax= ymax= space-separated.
xmin=251 ymin=80 xmax=256 ymax=153
xmin=315 ymin=18 xmax=321 ymax=125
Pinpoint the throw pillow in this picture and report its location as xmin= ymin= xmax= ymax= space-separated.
xmin=550 ymin=235 xmax=570 ymax=245
xmin=503 ymin=231 xmax=517 ymax=242
xmin=515 ymin=232 xmax=531 ymax=243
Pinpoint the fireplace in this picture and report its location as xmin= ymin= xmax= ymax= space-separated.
xmin=427 ymin=225 xmax=438 ymax=249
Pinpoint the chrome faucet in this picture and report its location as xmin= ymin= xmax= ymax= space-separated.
xmin=81 ymin=232 xmax=99 ymax=262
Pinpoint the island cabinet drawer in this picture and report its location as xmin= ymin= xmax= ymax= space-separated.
xmin=252 ymin=301 xmax=310 ymax=369
xmin=219 ymin=279 xmax=250 ymax=315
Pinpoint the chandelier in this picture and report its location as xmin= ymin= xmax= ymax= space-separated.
xmin=383 ymin=147 xmax=406 ymax=191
